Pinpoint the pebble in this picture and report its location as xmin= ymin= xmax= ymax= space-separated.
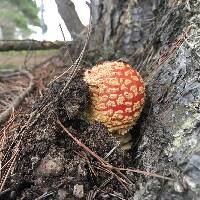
xmin=37 ymin=155 xmax=64 ymax=177
xmin=73 ymin=184 xmax=84 ymax=198
xmin=58 ymin=189 xmax=68 ymax=200
xmin=174 ymin=182 xmax=184 ymax=193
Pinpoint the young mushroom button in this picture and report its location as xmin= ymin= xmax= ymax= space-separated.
xmin=84 ymin=61 xmax=145 ymax=148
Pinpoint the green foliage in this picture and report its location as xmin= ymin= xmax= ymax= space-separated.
xmin=1 ymin=10 xmax=28 ymax=30
xmin=0 ymin=0 xmax=44 ymax=39
xmin=0 ymin=49 xmax=58 ymax=69
xmin=10 ymin=0 xmax=40 ymax=26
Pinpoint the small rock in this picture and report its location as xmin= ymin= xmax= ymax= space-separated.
xmin=58 ymin=189 xmax=67 ymax=200
xmin=174 ymin=182 xmax=184 ymax=193
xmin=37 ymin=155 xmax=64 ymax=177
xmin=73 ymin=184 xmax=84 ymax=198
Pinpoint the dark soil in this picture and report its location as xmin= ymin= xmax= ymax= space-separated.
xmin=2 ymin=70 xmax=145 ymax=200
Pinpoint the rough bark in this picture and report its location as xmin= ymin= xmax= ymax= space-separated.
xmin=0 ymin=40 xmax=66 ymax=51
xmin=132 ymin=1 xmax=200 ymax=199
xmin=86 ymin=0 xmax=155 ymax=64
xmin=89 ymin=0 xmax=199 ymax=199
xmin=55 ymin=0 xmax=85 ymax=40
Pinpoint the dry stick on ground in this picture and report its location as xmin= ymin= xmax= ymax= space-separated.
xmin=0 ymin=113 xmax=20 ymax=192
xmin=59 ymin=23 xmax=73 ymax=65
xmin=48 ymin=1 xmax=92 ymax=88
xmin=0 ymin=40 xmax=65 ymax=51
xmin=86 ymin=176 xmax=113 ymax=200
xmin=23 ymin=40 xmax=34 ymax=69
xmin=75 ymin=151 xmax=97 ymax=177
xmin=57 ymin=120 xmax=133 ymax=192
xmin=0 ymin=1 xmax=93 ymax=189
xmin=0 ymin=70 xmax=35 ymax=125
xmin=0 ymin=70 xmax=29 ymax=80
xmin=57 ymin=119 xmax=174 ymax=183
xmin=0 ymin=114 xmax=15 ymax=179
xmin=0 ymin=111 xmax=17 ymax=139
xmin=0 ymin=1 xmax=91 ymax=193
xmin=34 ymin=192 xmax=54 ymax=200
xmin=0 ymin=141 xmax=20 ymax=192
xmin=60 ymin=10 xmax=92 ymax=95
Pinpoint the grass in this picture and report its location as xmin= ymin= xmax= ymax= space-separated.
xmin=0 ymin=49 xmax=58 ymax=70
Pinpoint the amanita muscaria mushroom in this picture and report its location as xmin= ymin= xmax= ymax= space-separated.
xmin=84 ymin=61 xmax=145 ymax=149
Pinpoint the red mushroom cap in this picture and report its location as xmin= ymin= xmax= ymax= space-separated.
xmin=84 ymin=61 xmax=145 ymax=135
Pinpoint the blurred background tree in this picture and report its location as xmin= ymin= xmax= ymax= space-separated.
xmin=0 ymin=0 xmax=47 ymax=39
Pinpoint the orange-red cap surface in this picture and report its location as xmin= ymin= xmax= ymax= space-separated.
xmin=84 ymin=61 xmax=145 ymax=135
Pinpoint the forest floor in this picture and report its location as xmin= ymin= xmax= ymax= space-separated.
xmin=0 ymin=50 xmax=70 ymax=199
xmin=0 ymin=49 xmax=152 ymax=199
xmin=0 ymin=50 xmax=63 ymax=121
xmin=1 ymin=1 xmax=200 ymax=199
xmin=0 ymin=50 xmax=58 ymax=69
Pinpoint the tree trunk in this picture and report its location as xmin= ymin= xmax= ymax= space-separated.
xmin=0 ymin=40 xmax=66 ymax=51
xmin=55 ymin=0 xmax=85 ymax=40
xmin=2 ymin=1 xmax=200 ymax=199
xmin=87 ymin=0 xmax=155 ymax=63
xmin=89 ymin=1 xmax=200 ymax=199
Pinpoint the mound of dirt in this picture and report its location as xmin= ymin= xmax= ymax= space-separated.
xmin=3 ymin=71 xmax=140 ymax=200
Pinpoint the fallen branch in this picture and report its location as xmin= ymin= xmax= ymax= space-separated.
xmin=0 ymin=69 xmax=28 ymax=80
xmin=0 ymin=70 xmax=35 ymax=125
xmin=0 ymin=40 xmax=66 ymax=51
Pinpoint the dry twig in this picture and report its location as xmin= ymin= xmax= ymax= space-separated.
xmin=49 ymin=2 xmax=92 ymax=91
xmin=0 ymin=141 xmax=20 ymax=192
xmin=0 ymin=70 xmax=35 ymax=125
xmin=59 ymin=23 xmax=73 ymax=65
xmin=57 ymin=119 xmax=174 ymax=192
